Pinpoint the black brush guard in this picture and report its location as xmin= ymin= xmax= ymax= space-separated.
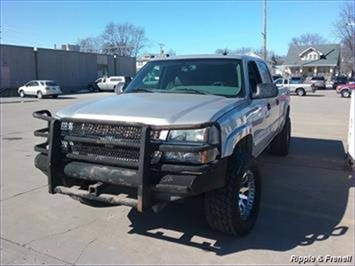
xmin=33 ymin=110 xmax=227 ymax=212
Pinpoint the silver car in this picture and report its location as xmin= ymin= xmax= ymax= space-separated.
xmin=18 ymin=80 xmax=62 ymax=99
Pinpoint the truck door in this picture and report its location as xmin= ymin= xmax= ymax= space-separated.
xmin=256 ymin=60 xmax=281 ymax=138
xmin=247 ymin=60 xmax=274 ymax=154
xmin=98 ymin=78 xmax=107 ymax=90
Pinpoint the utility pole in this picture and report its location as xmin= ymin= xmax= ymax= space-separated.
xmin=262 ymin=0 xmax=267 ymax=61
xmin=158 ymin=43 xmax=165 ymax=56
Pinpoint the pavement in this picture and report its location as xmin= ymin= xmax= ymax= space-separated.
xmin=1 ymin=90 xmax=354 ymax=265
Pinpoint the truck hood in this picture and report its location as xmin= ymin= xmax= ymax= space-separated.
xmin=55 ymin=93 xmax=244 ymax=126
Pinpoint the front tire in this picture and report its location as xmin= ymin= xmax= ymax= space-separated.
xmin=19 ymin=90 xmax=25 ymax=98
xmin=296 ymin=88 xmax=306 ymax=96
xmin=270 ymin=116 xmax=291 ymax=156
xmin=341 ymin=89 xmax=351 ymax=98
xmin=205 ymin=153 xmax=261 ymax=236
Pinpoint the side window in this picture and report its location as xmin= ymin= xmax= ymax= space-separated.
xmin=275 ymin=79 xmax=282 ymax=85
xmin=256 ymin=61 xmax=272 ymax=83
xmin=284 ymin=79 xmax=289 ymax=84
xmin=142 ymin=65 xmax=160 ymax=88
xmin=33 ymin=81 xmax=39 ymax=86
xmin=247 ymin=61 xmax=262 ymax=94
xmin=26 ymin=82 xmax=33 ymax=86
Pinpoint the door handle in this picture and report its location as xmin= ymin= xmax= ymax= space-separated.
xmin=267 ymin=103 xmax=271 ymax=110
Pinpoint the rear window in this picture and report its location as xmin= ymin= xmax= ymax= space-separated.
xmin=45 ymin=81 xmax=58 ymax=86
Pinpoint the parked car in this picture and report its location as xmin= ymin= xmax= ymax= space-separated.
xmin=331 ymin=76 xmax=348 ymax=89
xmin=18 ymin=80 xmax=62 ymax=99
xmin=274 ymin=77 xmax=316 ymax=96
xmin=33 ymin=54 xmax=291 ymax=236
xmin=96 ymin=76 xmax=132 ymax=91
xmin=310 ymin=76 xmax=326 ymax=89
xmin=336 ymin=83 xmax=355 ymax=98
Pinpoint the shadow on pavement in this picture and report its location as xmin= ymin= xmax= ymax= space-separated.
xmin=127 ymin=137 xmax=353 ymax=255
xmin=291 ymin=94 xmax=325 ymax=97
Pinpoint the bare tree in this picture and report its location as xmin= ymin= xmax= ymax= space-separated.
xmin=77 ymin=37 xmax=102 ymax=53
xmin=289 ymin=33 xmax=328 ymax=46
xmin=101 ymin=22 xmax=148 ymax=57
xmin=333 ymin=1 xmax=354 ymax=76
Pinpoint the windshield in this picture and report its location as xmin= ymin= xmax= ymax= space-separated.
xmin=125 ymin=59 xmax=244 ymax=97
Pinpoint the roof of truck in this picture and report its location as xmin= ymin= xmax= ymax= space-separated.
xmin=150 ymin=54 xmax=263 ymax=61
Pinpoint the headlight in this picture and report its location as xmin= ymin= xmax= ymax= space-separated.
xmin=162 ymin=126 xmax=220 ymax=164
xmin=167 ymin=126 xmax=219 ymax=144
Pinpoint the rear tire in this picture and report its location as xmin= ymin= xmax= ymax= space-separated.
xmin=19 ymin=90 xmax=25 ymax=98
xmin=296 ymin=88 xmax=306 ymax=96
xmin=270 ymin=116 xmax=291 ymax=156
xmin=37 ymin=91 xmax=43 ymax=99
xmin=52 ymin=95 xmax=58 ymax=99
xmin=341 ymin=89 xmax=351 ymax=98
xmin=205 ymin=153 xmax=261 ymax=236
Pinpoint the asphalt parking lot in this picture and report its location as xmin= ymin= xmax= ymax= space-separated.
xmin=1 ymin=90 xmax=354 ymax=265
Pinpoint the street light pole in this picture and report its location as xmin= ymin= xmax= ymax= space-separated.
xmin=263 ymin=0 xmax=267 ymax=61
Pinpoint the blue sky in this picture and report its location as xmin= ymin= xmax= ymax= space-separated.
xmin=0 ymin=0 xmax=349 ymax=56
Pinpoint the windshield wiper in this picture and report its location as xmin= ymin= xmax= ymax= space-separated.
xmin=169 ymin=87 xmax=210 ymax=95
xmin=128 ymin=88 xmax=154 ymax=93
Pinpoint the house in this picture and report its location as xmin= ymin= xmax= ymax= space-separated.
xmin=136 ymin=54 xmax=155 ymax=72
xmin=282 ymin=44 xmax=340 ymax=79
xmin=136 ymin=53 xmax=171 ymax=72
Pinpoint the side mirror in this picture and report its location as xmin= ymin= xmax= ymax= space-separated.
xmin=115 ymin=82 xmax=126 ymax=94
xmin=252 ymin=83 xmax=279 ymax=99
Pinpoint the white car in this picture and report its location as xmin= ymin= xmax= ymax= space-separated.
xmin=97 ymin=76 xmax=131 ymax=91
xmin=18 ymin=80 xmax=62 ymax=99
xmin=274 ymin=78 xmax=316 ymax=96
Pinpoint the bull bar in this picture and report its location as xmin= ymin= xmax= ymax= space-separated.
xmin=33 ymin=110 xmax=227 ymax=212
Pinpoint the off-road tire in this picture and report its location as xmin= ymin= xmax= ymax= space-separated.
xmin=296 ymin=88 xmax=306 ymax=96
xmin=270 ymin=117 xmax=291 ymax=156
xmin=37 ymin=91 xmax=43 ymax=99
xmin=341 ymin=89 xmax=351 ymax=98
xmin=205 ymin=153 xmax=261 ymax=236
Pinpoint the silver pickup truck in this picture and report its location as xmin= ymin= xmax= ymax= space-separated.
xmin=33 ymin=55 xmax=291 ymax=236
xmin=274 ymin=77 xmax=316 ymax=96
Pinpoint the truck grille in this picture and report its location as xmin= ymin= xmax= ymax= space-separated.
xmin=60 ymin=121 xmax=144 ymax=166
xmin=61 ymin=121 xmax=142 ymax=143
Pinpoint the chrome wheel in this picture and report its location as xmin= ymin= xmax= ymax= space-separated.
xmin=342 ymin=90 xmax=350 ymax=98
xmin=238 ymin=170 xmax=255 ymax=220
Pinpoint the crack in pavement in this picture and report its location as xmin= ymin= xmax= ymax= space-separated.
xmin=74 ymin=238 xmax=97 ymax=264
xmin=24 ymin=218 xmax=98 ymax=246
xmin=1 ymin=237 xmax=72 ymax=265
xmin=1 ymin=185 xmax=47 ymax=202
